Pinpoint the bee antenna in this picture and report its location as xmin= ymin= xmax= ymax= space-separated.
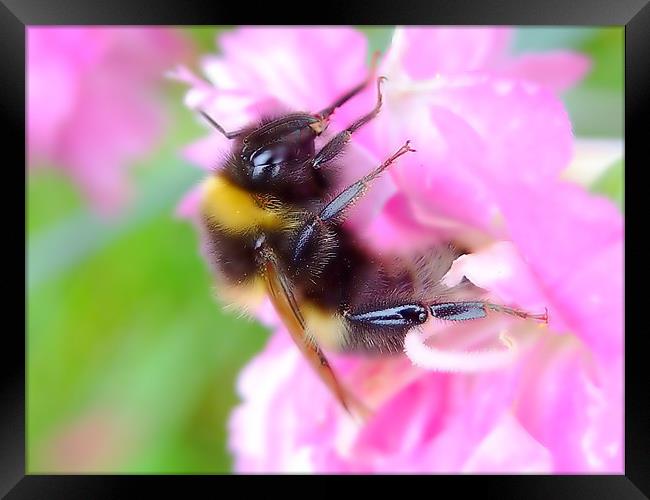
xmin=198 ymin=110 xmax=244 ymax=140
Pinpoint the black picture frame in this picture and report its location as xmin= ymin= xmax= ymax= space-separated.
xmin=8 ymin=0 xmax=645 ymax=497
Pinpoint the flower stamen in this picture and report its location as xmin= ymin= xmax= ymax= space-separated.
xmin=404 ymin=327 xmax=518 ymax=373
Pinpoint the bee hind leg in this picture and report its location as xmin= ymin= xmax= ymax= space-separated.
xmin=340 ymin=300 xmax=548 ymax=354
xmin=429 ymin=301 xmax=549 ymax=323
xmin=340 ymin=302 xmax=429 ymax=354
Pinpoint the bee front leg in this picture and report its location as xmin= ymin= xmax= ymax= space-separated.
xmin=314 ymin=51 xmax=380 ymax=122
xmin=310 ymin=77 xmax=386 ymax=170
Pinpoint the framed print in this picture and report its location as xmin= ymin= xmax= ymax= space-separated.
xmin=6 ymin=0 xmax=646 ymax=496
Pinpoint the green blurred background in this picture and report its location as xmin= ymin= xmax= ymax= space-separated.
xmin=26 ymin=27 xmax=623 ymax=473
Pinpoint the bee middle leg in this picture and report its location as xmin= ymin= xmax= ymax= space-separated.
xmin=289 ymin=142 xmax=414 ymax=270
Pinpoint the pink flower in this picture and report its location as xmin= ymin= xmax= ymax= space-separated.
xmin=176 ymin=28 xmax=622 ymax=473
xmin=28 ymin=27 xmax=190 ymax=214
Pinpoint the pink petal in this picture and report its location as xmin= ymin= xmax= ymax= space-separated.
xmin=389 ymin=27 xmax=513 ymax=79
xmin=493 ymin=181 xmax=623 ymax=361
xmin=499 ymin=52 xmax=591 ymax=93
xmin=28 ymin=27 xmax=191 ymax=213
xmin=27 ymin=34 xmax=79 ymax=162
xmin=229 ymin=332 xmax=307 ymax=472
xmin=350 ymin=358 xmax=527 ymax=472
xmin=174 ymin=184 xmax=203 ymax=220
xmin=168 ymin=64 xmax=217 ymax=105
xmin=216 ymin=27 xmax=368 ymax=112
xmin=70 ymin=158 xmax=133 ymax=216
xmin=513 ymin=335 xmax=622 ymax=472
xmin=57 ymin=74 xmax=165 ymax=214
xmin=428 ymin=76 xmax=574 ymax=184
xmin=182 ymin=134 xmax=230 ymax=171
xmin=229 ymin=330 xmax=367 ymax=473
xmin=422 ymin=367 xmax=525 ymax=472
xmin=388 ymin=104 xmax=500 ymax=236
xmin=359 ymin=193 xmax=447 ymax=253
xmin=352 ymin=374 xmax=450 ymax=472
xmin=462 ymin=412 xmax=552 ymax=472
xmin=445 ymin=241 xmax=551 ymax=318
xmin=552 ymin=239 xmax=623 ymax=365
xmin=367 ymin=76 xmax=573 ymax=246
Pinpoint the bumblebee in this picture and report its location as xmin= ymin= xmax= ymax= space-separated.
xmin=196 ymin=67 xmax=547 ymax=417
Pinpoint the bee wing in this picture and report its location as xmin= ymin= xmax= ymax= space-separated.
xmin=261 ymin=255 xmax=370 ymax=421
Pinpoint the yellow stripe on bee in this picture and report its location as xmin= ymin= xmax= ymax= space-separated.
xmin=200 ymin=175 xmax=286 ymax=234
xmin=217 ymin=277 xmax=267 ymax=313
xmin=301 ymin=302 xmax=347 ymax=351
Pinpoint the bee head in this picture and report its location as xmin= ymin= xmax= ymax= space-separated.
xmin=238 ymin=114 xmax=322 ymax=187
